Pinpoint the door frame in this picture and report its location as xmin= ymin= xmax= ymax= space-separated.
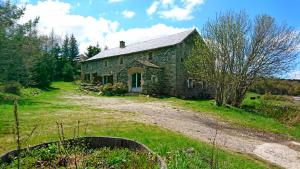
xmin=131 ymin=73 xmax=142 ymax=92
xmin=127 ymin=67 xmax=144 ymax=93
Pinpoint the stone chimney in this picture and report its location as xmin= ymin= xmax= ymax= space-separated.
xmin=120 ymin=41 xmax=125 ymax=48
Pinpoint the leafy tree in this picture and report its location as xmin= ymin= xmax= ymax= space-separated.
xmin=185 ymin=11 xmax=300 ymax=106
xmin=0 ymin=1 xmax=80 ymax=88
xmin=85 ymin=44 xmax=101 ymax=58
xmin=0 ymin=1 xmax=41 ymax=86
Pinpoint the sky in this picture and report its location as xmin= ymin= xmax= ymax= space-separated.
xmin=11 ymin=0 xmax=300 ymax=79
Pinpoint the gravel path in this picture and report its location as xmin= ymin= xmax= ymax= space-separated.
xmin=66 ymin=94 xmax=300 ymax=169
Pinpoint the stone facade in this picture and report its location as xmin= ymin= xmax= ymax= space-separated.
xmin=81 ymin=30 xmax=212 ymax=98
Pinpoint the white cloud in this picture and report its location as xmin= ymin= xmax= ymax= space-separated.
xmin=147 ymin=1 xmax=159 ymax=15
xmin=19 ymin=0 xmax=191 ymax=53
xmin=147 ymin=0 xmax=204 ymax=20
xmin=161 ymin=0 xmax=174 ymax=5
xmin=160 ymin=6 xmax=193 ymax=20
xmin=19 ymin=0 xmax=119 ymax=53
xmin=108 ymin=0 xmax=123 ymax=3
xmin=122 ymin=10 xmax=135 ymax=18
xmin=103 ymin=24 xmax=190 ymax=48
xmin=290 ymin=71 xmax=300 ymax=79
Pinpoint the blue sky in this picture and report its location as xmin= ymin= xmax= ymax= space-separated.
xmin=14 ymin=0 xmax=300 ymax=78
xmin=20 ymin=0 xmax=300 ymax=30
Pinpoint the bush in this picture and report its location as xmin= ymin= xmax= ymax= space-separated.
xmin=257 ymin=98 xmax=299 ymax=125
xmin=99 ymin=83 xmax=127 ymax=96
xmin=262 ymin=92 xmax=293 ymax=102
xmin=0 ymin=81 xmax=22 ymax=95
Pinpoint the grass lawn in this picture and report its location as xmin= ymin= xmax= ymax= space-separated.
xmin=0 ymin=82 xmax=272 ymax=169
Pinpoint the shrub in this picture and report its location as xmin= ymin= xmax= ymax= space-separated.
xmin=0 ymin=81 xmax=22 ymax=95
xmin=262 ymin=92 xmax=293 ymax=102
xmin=99 ymin=83 xmax=127 ymax=96
xmin=257 ymin=99 xmax=299 ymax=125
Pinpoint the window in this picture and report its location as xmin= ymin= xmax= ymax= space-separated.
xmin=120 ymin=57 xmax=124 ymax=64
xmin=181 ymin=58 xmax=184 ymax=62
xmin=104 ymin=60 xmax=108 ymax=67
xmin=84 ymin=74 xmax=90 ymax=82
xmin=151 ymin=75 xmax=158 ymax=83
xmin=103 ymin=75 xmax=113 ymax=85
xmin=187 ymin=78 xmax=194 ymax=88
xmin=103 ymin=76 xmax=109 ymax=84
xmin=148 ymin=52 xmax=153 ymax=60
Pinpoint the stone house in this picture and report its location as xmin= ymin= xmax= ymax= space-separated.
xmin=81 ymin=29 xmax=211 ymax=98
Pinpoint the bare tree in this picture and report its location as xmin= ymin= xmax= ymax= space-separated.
xmin=185 ymin=11 xmax=300 ymax=106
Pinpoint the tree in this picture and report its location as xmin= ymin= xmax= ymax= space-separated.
xmin=52 ymin=42 xmax=63 ymax=80
xmin=62 ymin=62 xmax=75 ymax=81
xmin=69 ymin=34 xmax=79 ymax=62
xmin=185 ymin=11 xmax=300 ymax=106
xmin=62 ymin=34 xmax=70 ymax=60
xmin=0 ymin=1 xmax=41 ymax=86
xmin=85 ymin=44 xmax=101 ymax=58
xmin=30 ymin=53 xmax=53 ymax=87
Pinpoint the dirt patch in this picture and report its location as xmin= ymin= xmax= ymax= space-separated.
xmin=65 ymin=94 xmax=300 ymax=169
xmin=254 ymin=143 xmax=300 ymax=169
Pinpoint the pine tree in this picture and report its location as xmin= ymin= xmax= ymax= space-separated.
xmin=69 ymin=34 xmax=79 ymax=63
xmin=62 ymin=35 xmax=70 ymax=60
xmin=50 ymin=42 xmax=63 ymax=80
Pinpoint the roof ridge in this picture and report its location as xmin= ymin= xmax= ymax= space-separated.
xmin=106 ymin=28 xmax=195 ymax=51
xmin=127 ymin=28 xmax=195 ymax=46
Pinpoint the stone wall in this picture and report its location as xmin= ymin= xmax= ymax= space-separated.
xmin=82 ymin=46 xmax=176 ymax=95
xmin=175 ymin=31 xmax=212 ymax=98
xmin=81 ymin=30 xmax=213 ymax=98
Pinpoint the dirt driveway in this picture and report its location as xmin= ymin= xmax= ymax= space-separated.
xmin=66 ymin=94 xmax=300 ymax=169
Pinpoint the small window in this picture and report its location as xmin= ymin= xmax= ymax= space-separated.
xmin=148 ymin=52 xmax=153 ymax=60
xmin=103 ymin=75 xmax=113 ymax=85
xmin=104 ymin=60 xmax=108 ymax=67
xmin=151 ymin=75 xmax=158 ymax=83
xmin=187 ymin=78 xmax=194 ymax=88
xmin=181 ymin=58 xmax=184 ymax=62
xmin=120 ymin=57 xmax=124 ymax=64
xmin=84 ymin=74 xmax=90 ymax=81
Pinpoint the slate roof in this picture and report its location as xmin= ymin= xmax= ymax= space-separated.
xmin=85 ymin=28 xmax=196 ymax=62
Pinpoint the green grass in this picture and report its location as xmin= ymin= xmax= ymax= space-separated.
xmin=2 ymin=145 xmax=159 ymax=169
xmin=0 ymin=82 xmax=271 ymax=169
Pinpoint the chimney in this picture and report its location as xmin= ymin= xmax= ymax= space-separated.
xmin=120 ymin=41 xmax=125 ymax=48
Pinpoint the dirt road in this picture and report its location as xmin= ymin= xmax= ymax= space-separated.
xmin=66 ymin=94 xmax=300 ymax=169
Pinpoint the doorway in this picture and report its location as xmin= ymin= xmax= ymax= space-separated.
xmin=131 ymin=73 xmax=141 ymax=92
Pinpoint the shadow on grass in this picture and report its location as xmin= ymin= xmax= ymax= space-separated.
xmin=37 ymin=86 xmax=60 ymax=92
